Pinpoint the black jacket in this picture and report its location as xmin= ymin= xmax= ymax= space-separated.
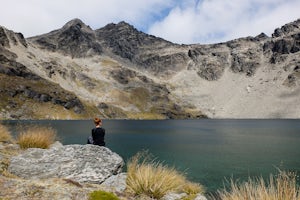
xmin=92 ymin=127 xmax=105 ymax=146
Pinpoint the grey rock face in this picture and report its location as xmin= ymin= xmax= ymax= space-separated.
xmin=96 ymin=21 xmax=172 ymax=61
xmin=101 ymin=172 xmax=127 ymax=193
xmin=8 ymin=144 xmax=124 ymax=184
xmin=162 ymin=193 xmax=207 ymax=200
xmin=96 ymin=21 xmax=189 ymax=75
xmin=0 ymin=27 xmax=9 ymax=47
xmin=30 ymin=19 xmax=102 ymax=58
xmin=188 ymin=46 xmax=228 ymax=80
xmin=0 ymin=56 xmax=40 ymax=80
xmin=272 ymin=19 xmax=300 ymax=38
xmin=0 ymin=26 xmax=27 ymax=48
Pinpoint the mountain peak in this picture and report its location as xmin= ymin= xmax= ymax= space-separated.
xmin=29 ymin=18 xmax=101 ymax=58
xmin=62 ymin=18 xmax=93 ymax=32
xmin=116 ymin=21 xmax=133 ymax=28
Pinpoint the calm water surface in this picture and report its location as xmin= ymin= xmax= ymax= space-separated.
xmin=3 ymin=119 xmax=300 ymax=193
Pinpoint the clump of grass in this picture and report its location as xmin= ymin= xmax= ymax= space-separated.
xmin=0 ymin=123 xmax=13 ymax=142
xmin=17 ymin=126 xmax=57 ymax=149
xmin=126 ymin=152 xmax=205 ymax=199
xmin=216 ymin=170 xmax=300 ymax=200
xmin=89 ymin=190 xmax=120 ymax=200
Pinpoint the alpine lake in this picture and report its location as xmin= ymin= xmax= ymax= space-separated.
xmin=3 ymin=119 xmax=300 ymax=193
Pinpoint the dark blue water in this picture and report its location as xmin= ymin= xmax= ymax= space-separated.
xmin=3 ymin=119 xmax=300 ymax=193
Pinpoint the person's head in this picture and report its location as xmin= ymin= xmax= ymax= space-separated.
xmin=94 ymin=117 xmax=102 ymax=126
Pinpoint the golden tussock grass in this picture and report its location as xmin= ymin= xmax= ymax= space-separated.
xmin=126 ymin=152 xmax=205 ymax=199
xmin=216 ymin=170 xmax=300 ymax=200
xmin=17 ymin=126 xmax=57 ymax=149
xmin=0 ymin=123 xmax=13 ymax=142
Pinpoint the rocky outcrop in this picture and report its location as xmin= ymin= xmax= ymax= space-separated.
xmin=0 ymin=27 xmax=10 ymax=47
xmin=96 ymin=21 xmax=188 ymax=75
xmin=96 ymin=21 xmax=172 ymax=61
xmin=8 ymin=144 xmax=124 ymax=184
xmin=272 ymin=19 xmax=300 ymax=38
xmin=188 ymin=45 xmax=228 ymax=80
xmin=0 ymin=26 xmax=27 ymax=48
xmin=30 ymin=19 xmax=102 ymax=58
xmin=0 ymin=56 xmax=40 ymax=80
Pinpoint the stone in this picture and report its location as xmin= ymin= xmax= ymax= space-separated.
xmin=162 ymin=193 xmax=187 ymax=200
xmin=39 ymin=94 xmax=51 ymax=102
xmin=101 ymin=172 xmax=127 ymax=193
xmin=8 ymin=144 xmax=124 ymax=184
xmin=162 ymin=193 xmax=207 ymax=200
xmin=194 ymin=194 xmax=208 ymax=200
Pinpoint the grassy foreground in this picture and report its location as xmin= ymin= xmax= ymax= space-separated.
xmin=1 ymin=123 xmax=57 ymax=149
xmin=0 ymin=123 xmax=13 ymax=142
xmin=1 ymin=123 xmax=299 ymax=200
xmin=126 ymin=152 xmax=205 ymax=199
xmin=17 ymin=126 xmax=57 ymax=149
xmin=215 ymin=170 xmax=300 ymax=200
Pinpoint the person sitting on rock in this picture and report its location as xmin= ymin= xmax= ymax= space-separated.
xmin=87 ymin=117 xmax=105 ymax=146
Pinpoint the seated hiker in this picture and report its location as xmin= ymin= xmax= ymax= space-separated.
xmin=87 ymin=117 xmax=105 ymax=146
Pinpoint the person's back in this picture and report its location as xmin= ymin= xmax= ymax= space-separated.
xmin=88 ymin=117 xmax=106 ymax=146
xmin=92 ymin=126 xmax=105 ymax=146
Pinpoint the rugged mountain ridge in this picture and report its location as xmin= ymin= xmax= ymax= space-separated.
xmin=1 ymin=18 xmax=300 ymax=119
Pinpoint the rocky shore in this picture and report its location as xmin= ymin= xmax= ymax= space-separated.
xmin=0 ymin=141 xmax=207 ymax=200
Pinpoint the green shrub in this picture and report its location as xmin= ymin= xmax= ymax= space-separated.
xmin=89 ymin=190 xmax=120 ymax=200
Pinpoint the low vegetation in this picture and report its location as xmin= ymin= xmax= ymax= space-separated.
xmin=17 ymin=126 xmax=57 ymax=149
xmin=89 ymin=190 xmax=120 ymax=200
xmin=126 ymin=152 xmax=205 ymax=199
xmin=0 ymin=123 xmax=13 ymax=142
xmin=216 ymin=170 xmax=300 ymax=200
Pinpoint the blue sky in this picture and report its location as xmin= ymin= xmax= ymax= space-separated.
xmin=0 ymin=0 xmax=299 ymax=44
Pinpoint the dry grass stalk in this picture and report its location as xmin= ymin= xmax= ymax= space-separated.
xmin=0 ymin=123 xmax=13 ymax=142
xmin=217 ymin=170 xmax=300 ymax=200
xmin=17 ymin=126 xmax=57 ymax=149
xmin=126 ymin=152 xmax=205 ymax=199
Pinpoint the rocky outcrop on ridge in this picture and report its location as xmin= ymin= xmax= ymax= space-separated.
xmin=96 ymin=22 xmax=188 ymax=75
xmin=29 ymin=19 xmax=102 ymax=58
xmin=1 ymin=18 xmax=300 ymax=119
xmin=8 ymin=143 xmax=124 ymax=184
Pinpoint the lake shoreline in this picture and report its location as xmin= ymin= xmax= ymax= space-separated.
xmin=2 ymin=119 xmax=300 ymax=193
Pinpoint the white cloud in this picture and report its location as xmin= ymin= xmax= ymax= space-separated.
xmin=0 ymin=0 xmax=299 ymax=44
xmin=0 ymin=0 xmax=175 ymax=37
xmin=148 ymin=0 xmax=300 ymax=44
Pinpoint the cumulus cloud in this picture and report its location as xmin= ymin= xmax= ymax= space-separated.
xmin=0 ymin=0 xmax=299 ymax=44
xmin=0 ymin=0 xmax=174 ymax=37
xmin=148 ymin=0 xmax=300 ymax=44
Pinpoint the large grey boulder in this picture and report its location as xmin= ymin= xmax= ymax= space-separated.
xmin=8 ymin=144 xmax=124 ymax=184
